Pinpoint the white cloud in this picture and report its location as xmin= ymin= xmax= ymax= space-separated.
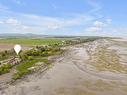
xmin=85 ymin=20 xmax=110 ymax=32
xmin=0 ymin=13 xmax=95 ymax=33
xmin=0 ymin=18 xmax=21 ymax=25
xmin=85 ymin=27 xmax=101 ymax=32
xmin=93 ymin=21 xmax=105 ymax=27
xmin=21 ymin=14 xmax=94 ymax=31
xmin=0 ymin=18 xmax=31 ymax=32
xmin=5 ymin=18 xmax=21 ymax=25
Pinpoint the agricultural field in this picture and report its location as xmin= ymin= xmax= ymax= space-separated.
xmin=0 ymin=38 xmax=67 ymax=51
xmin=0 ymin=38 xmax=65 ymax=45
xmin=0 ymin=37 xmax=99 ymax=51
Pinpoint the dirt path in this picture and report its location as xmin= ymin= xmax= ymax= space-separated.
xmin=1 ymin=40 xmax=127 ymax=95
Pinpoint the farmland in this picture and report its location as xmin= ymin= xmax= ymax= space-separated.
xmin=0 ymin=38 xmax=67 ymax=51
xmin=0 ymin=38 xmax=66 ymax=46
xmin=0 ymin=37 xmax=99 ymax=50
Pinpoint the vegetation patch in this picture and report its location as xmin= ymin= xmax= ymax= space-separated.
xmin=0 ymin=50 xmax=15 ymax=61
xmin=12 ymin=45 xmax=62 ymax=80
xmin=0 ymin=64 xmax=14 ymax=75
xmin=91 ymin=47 xmax=127 ymax=73
xmin=0 ymin=38 xmax=65 ymax=46
xmin=12 ymin=60 xmax=38 ymax=80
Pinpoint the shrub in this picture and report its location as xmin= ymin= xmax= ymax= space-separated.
xmin=28 ymin=56 xmax=34 ymax=60
xmin=0 ymin=64 xmax=13 ymax=75
xmin=41 ymin=58 xmax=49 ymax=64
xmin=19 ymin=51 xmax=29 ymax=61
xmin=13 ymin=70 xmax=31 ymax=80
xmin=12 ymin=60 xmax=38 ymax=80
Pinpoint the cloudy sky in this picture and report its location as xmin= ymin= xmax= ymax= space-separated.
xmin=0 ymin=0 xmax=126 ymax=37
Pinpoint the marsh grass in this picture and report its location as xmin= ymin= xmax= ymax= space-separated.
xmin=91 ymin=47 xmax=127 ymax=73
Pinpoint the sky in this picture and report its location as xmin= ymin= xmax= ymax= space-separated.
xmin=0 ymin=0 xmax=127 ymax=37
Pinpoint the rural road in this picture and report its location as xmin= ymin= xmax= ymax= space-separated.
xmin=1 ymin=39 xmax=127 ymax=95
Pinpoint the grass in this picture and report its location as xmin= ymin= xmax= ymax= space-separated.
xmin=0 ymin=37 xmax=99 ymax=46
xmin=16 ymin=60 xmax=38 ymax=71
xmin=0 ymin=38 xmax=65 ymax=46
xmin=32 ymin=56 xmax=50 ymax=64
xmin=0 ymin=50 xmax=15 ymax=61
xmin=0 ymin=64 xmax=13 ymax=75
xmin=12 ymin=60 xmax=38 ymax=80
xmin=12 ymin=57 xmax=50 ymax=80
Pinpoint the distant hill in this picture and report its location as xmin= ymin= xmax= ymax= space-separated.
xmin=0 ymin=33 xmax=109 ymax=39
xmin=0 ymin=33 xmax=50 ymax=38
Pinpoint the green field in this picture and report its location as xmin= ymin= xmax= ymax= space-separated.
xmin=0 ymin=38 xmax=66 ymax=46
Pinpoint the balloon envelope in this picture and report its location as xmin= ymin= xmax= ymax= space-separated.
xmin=14 ymin=44 xmax=21 ymax=55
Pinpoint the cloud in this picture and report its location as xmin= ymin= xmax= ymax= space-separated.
xmin=0 ymin=18 xmax=31 ymax=32
xmin=0 ymin=18 xmax=22 ymax=27
xmin=5 ymin=18 xmax=21 ymax=25
xmin=0 ymin=13 xmax=95 ymax=33
xmin=0 ymin=1 xmax=112 ymax=36
xmin=85 ymin=26 xmax=101 ymax=32
xmin=85 ymin=20 xmax=110 ymax=32
xmin=21 ymin=14 xmax=94 ymax=31
xmin=93 ymin=21 xmax=105 ymax=27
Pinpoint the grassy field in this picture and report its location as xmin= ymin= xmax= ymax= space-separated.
xmin=0 ymin=38 xmax=66 ymax=46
